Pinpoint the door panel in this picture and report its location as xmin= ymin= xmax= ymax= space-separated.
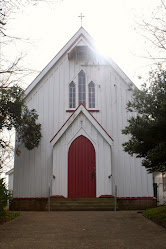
xmin=68 ymin=135 xmax=96 ymax=197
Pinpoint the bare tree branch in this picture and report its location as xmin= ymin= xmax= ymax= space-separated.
xmin=135 ymin=0 xmax=166 ymax=65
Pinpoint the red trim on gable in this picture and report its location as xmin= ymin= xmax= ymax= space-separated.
xmin=66 ymin=110 xmax=77 ymax=113
xmin=50 ymin=104 xmax=81 ymax=143
xmin=87 ymin=110 xmax=99 ymax=112
xmin=50 ymin=32 xmax=95 ymax=74
xmin=25 ymin=28 xmax=95 ymax=96
xmin=66 ymin=110 xmax=99 ymax=113
xmin=66 ymin=34 xmax=95 ymax=55
xmin=50 ymin=104 xmax=114 ymax=143
xmin=86 ymin=106 xmax=114 ymax=142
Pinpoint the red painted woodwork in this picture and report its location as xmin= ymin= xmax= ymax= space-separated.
xmin=50 ymin=104 xmax=113 ymax=144
xmin=66 ymin=110 xmax=100 ymax=112
xmin=68 ymin=135 xmax=96 ymax=198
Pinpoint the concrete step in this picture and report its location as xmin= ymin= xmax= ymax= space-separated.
xmin=49 ymin=198 xmax=118 ymax=211
xmin=50 ymin=206 xmax=116 ymax=211
xmin=50 ymin=203 xmax=114 ymax=208
xmin=50 ymin=202 xmax=115 ymax=206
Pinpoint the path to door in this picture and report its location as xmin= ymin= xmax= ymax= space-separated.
xmin=0 ymin=211 xmax=166 ymax=249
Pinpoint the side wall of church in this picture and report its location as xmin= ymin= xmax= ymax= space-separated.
xmin=13 ymin=46 xmax=153 ymax=198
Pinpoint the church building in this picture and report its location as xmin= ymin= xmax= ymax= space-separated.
xmin=11 ymin=27 xmax=156 ymax=210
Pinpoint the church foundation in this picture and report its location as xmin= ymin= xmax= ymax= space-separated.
xmin=9 ymin=197 xmax=157 ymax=211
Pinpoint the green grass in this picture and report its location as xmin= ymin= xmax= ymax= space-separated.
xmin=0 ymin=210 xmax=20 ymax=225
xmin=143 ymin=206 xmax=166 ymax=228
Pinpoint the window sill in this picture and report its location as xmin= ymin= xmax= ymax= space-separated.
xmin=66 ymin=109 xmax=99 ymax=113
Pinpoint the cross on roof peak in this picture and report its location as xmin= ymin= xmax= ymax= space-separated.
xmin=78 ymin=13 xmax=85 ymax=27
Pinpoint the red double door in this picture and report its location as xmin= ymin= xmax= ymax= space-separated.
xmin=68 ymin=135 xmax=96 ymax=198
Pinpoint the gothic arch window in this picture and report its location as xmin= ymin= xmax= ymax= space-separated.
xmin=69 ymin=81 xmax=76 ymax=108
xmin=78 ymin=70 xmax=86 ymax=106
xmin=88 ymin=81 xmax=95 ymax=108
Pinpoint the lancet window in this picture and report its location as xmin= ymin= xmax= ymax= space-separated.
xmin=78 ymin=70 xmax=86 ymax=106
xmin=69 ymin=81 xmax=76 ymax=108
xmin=88 ymin=81 xmax=95 ymax=108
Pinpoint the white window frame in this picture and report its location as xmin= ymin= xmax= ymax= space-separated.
xmin=88 ymin=81 xmax=95 ymax=109
xmin=78 ymin=70 xmax=86 ymax=106
xmin=69 ymin=81 xmax=76 ymax=109
xmin=68 ymin=70 xmax=98 ymax=110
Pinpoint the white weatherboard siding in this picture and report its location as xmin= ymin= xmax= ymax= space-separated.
xmin=6 ymin=169 xmax=14 ymax=192
xmin=9 ymin=173 xmax=14 ymax=191
xmin=13 ymin=28 xmax=153 ymax=198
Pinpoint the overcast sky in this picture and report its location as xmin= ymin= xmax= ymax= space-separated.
xmin=2 ymin=0 xmax=162 ymax=89
xmin=3 ymin=0 xmax=162 ymax=89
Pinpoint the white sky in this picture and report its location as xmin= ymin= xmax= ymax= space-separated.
xmin=3 ymin=0 xmax=162 ymax=89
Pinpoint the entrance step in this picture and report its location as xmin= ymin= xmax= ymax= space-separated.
xmin=49 ymin=198 xmax=118 ymax=211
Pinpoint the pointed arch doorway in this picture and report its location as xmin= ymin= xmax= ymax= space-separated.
xmin=68 ymin=135 xmax=96 ymax=198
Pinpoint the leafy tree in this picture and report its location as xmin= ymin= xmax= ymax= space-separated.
xmin=0 ymin=178 xmax=8 ymax=218
xmin=0 ymin=1 xmax=42 ymax=169
xmin=0 ymin=85 xmax=42 ymax=152
xmin=122 ymin=68 xmax=166 ymax=173
xmin=0 ymin=84 xmax=42 ymax=169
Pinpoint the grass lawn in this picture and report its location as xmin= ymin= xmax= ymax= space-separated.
xmin=0 ymin=210 xmax=20 ymax=225
xmin=143 ymin=206 xmax=166 ymax=228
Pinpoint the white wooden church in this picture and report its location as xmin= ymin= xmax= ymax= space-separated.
xmin=11 ymin=27 xmax=156 ymax=210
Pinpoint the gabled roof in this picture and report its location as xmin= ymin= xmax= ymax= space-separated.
xmin=25 ymin=27 xmax=94 ymax=96
xmin=25 ymin=27 xmax=135 ymax=96
xmin=50 ymin=104 xmax=114 ymax=146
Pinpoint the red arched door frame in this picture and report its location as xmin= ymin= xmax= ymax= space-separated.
xmin=68 ymin=135 xmax=96 ymax=198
